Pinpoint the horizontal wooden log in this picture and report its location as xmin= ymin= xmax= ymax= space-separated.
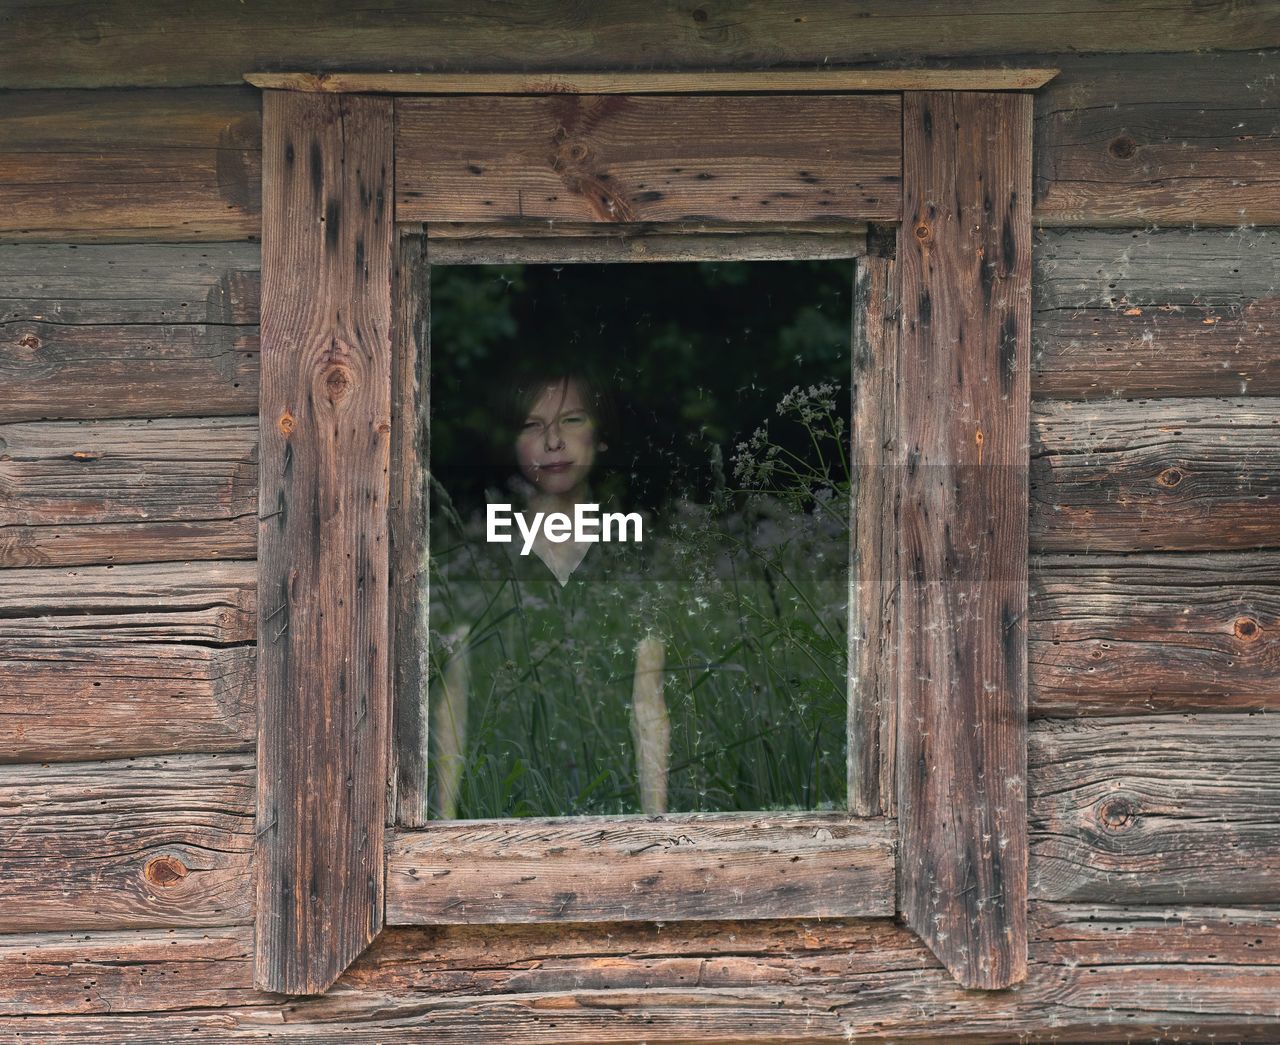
xmin=0 ymin=243 xmax=261 ymax=326
xmin=1 ymin=243 xmax=261 ymax=421
xmin=1033 ymin=228 xmax=1280 ymax=398
xmin=0 ymin=561 xmax=255 ymax=762
xmin=252 ymin=69 xmax=1061 ymax=94
xmin=1 ymin=322 xmax=258 ymax=422
xmin=0 ymin=754 xmax=255 ymax=931
xmin=0 ymin=927 xmax=261 ymax=1016
xmin=1036 ymin=52 xmax=1280 ymax=227
xmin=428 ymin=232 xmax=863 ymax=265
xmin=386 ymin=814 xmax=896 ymax=925
xmin=2 ymin=905 xmax=1277 ymax=1039
xmin=0 ymin=417 xmax=258 ymax=567
xmin=1029 ymin=716 xmax=1280 ymax=904
xmin=1030 ymin=397 xmax=1280 ymax=552
xmin=395 ymin=94 xmax=901 ymax=224
xmin=0 ymin=89 xmax=260 ymax=242
xmin=1030 ymin=552 xmax=1280 ymax=715
xmin=6 ymin=2 xmax=1274 ymax=89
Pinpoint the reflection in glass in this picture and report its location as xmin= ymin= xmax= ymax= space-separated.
xmin=427 ymin=260 xmax=852 ymax=818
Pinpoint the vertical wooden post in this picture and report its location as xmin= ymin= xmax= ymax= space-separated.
xmin=257 ymin=90 xmax=394 ymax=995
xmin=849 ymin=252 xmax=900 ymax=818
xmin=897 ymin=92 xmax=1031 ymax=989
xmin=392 ymin=230 xmax=432 ymax=828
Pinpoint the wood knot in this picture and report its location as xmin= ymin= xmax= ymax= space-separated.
xmin=375 ymin=420 xmax=391 ymax=436
xmin=71 ymin=450 xmax=101 ymax=461
xmin=17 ymin=333 xmax=41 ymax=351
xmin=1098 ymin=796 xmax=1136 ymax=831
xmin=1108 ymin=136 xmax=1138 ymax=160
xmin=692 ymin=6 xmax=709 ymax=21
xmin=1234 ymin=616 xmax=1261 ymax=641
xmin=324 ymin=364 xmax=352 ymax=403
xmin=914 ymin=222 xmax=931 ymax=242
xmin=278 ymin=411 xmax=296 ymax=436
xmin=144 ymin=854 xmax=189 ymax=887
xmin=1156 ymin=467 xmax=1184 ymax=488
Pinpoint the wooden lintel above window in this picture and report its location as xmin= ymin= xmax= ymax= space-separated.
xmin=245 ymin=69 xmax=1059 ymax=94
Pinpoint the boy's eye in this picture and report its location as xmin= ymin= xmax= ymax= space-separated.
xmin=521 ymin=420 xmax=541 ymax=431
xmin=561 ymin=414 xmax=586 ymax=425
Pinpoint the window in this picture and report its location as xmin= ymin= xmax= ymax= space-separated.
xmin=423 ymin=258 xmax=854 ymax=821
xmin=252 ymin=72 xmax=1043 ymax=995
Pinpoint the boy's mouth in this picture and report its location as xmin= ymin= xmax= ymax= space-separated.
xmin=538 ymin=461 xmax=573 ymax=473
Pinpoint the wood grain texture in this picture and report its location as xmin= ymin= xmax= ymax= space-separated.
xmin=1030 ymin=397 xmax=1280 ymax=552
xmin=1 ymin=242 xmax=261 ymax=421
xmin=391 ymin=232 xmax=431 ymax=828
xmin=0 ymin=754 xmax=254 ymax=932
xmin=0 ymin=417 xmax=258 ymax=567
xmin=1030 ymin=552 xmax=1280 ymax=715
xmin=427 ymin=232 xmax=863 ymax=265
xmin=1029 ymin=716 xmax=1280 ymax=904
xmin=249 ymin=69 xmax=1059 ymax=93
xmin=395 ymin=94 xmax=901 ymax=224
xmin=0 ymin=243 xmax=261 ymax=325
xmin=896 ymin=92 xmax=1031 ymax=990
xmin=1035 ymin=52 xmax=1280 ymax=227
xmin=1033 ymin=228 xmax=1280 ymax=398
xmin=386 ymin=814 xmax=896 ymax=925
xmin=2 ymin=905 xmax=1277 ymax=1039
xmin=5 ymin=52 xmax=1278 ymax=239
xmin=0 ymin=88 xmax=260 ymax=242
xmin=0 ymin=561 xmax=255 ymax=762
xmin=256 ymin=90 xmax=394 ymax=995
xmin=0 ymin=927 xmax=261 ymax=1016
xmin=6 ymin=1 xmax=1274 ymax=88
xmin=849 ymin=253 xmax=898 ymax=817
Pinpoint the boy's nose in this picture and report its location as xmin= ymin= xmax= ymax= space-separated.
xmin=543 ymin=423 xmax=565 ymax=450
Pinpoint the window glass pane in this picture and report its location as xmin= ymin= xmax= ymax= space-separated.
xmin=428 ymin=260 xmax=852 ymax=818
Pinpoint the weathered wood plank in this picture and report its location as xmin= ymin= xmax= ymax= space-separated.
xmin=3 ymin=905 xmax=1278 ymax=1039
xmin=1 ymin=242 xmax=262 ymax=419
xmin=0 ymin=561 xmax=256 ymax=762
xmin=0 ymin=417 xmax=258 ymax=567
xmin=0 ymin=927 xmax=261 ymax=1016
xmin=1031 ymin=902 xmax=1280 ymax=969
xmin=1030 ymin=398 xmax=1280 ymax=552
xmin=849 ymin=252 xmax=897 ymax=817
xmin=1036 ymin=53 xmax=1280 ymax=227
xmin=386 ymin=814 xmax=896 ymax=925
xmin=0 ymin=243 xmax=260 ymax=326
xmin=0 ymin=755 xmax=254 ymax=932
xmin=250 ymin=69 xmax=1059 ymax=93
xmin=897 ymin=92 xmax=1031 ymax=990
xmin=427 ymin=232 xmax=863 ymax=265
xmin=0 ymin=322 xmax=259 ymax=422
xmin=1029 ymin=716 xmax=1280 ymax=904
xmin=395 ymin=94 xmax=901 ymax=224
xmin=0 ymin=88 xmax=261 ymax=242
xmin=6 ymin=2 xmax=1274 ymax=89
xmin=1030 ymin=552 xmax=1280 ymax=715
xmin=256 ymin=90 xmax=394 ymax=995
xmin=391 ymin=234 xmax=431 ymax=828
xmin=1033 ymin=228 xmax=1280 ymax=398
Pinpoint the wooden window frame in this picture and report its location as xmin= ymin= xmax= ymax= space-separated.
xmin=251 ymin=70 xmax=1050 ymax=996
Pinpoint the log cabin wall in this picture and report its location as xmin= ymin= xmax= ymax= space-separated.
xmin=1 ymin=4 xmax=1277 ymax=1039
